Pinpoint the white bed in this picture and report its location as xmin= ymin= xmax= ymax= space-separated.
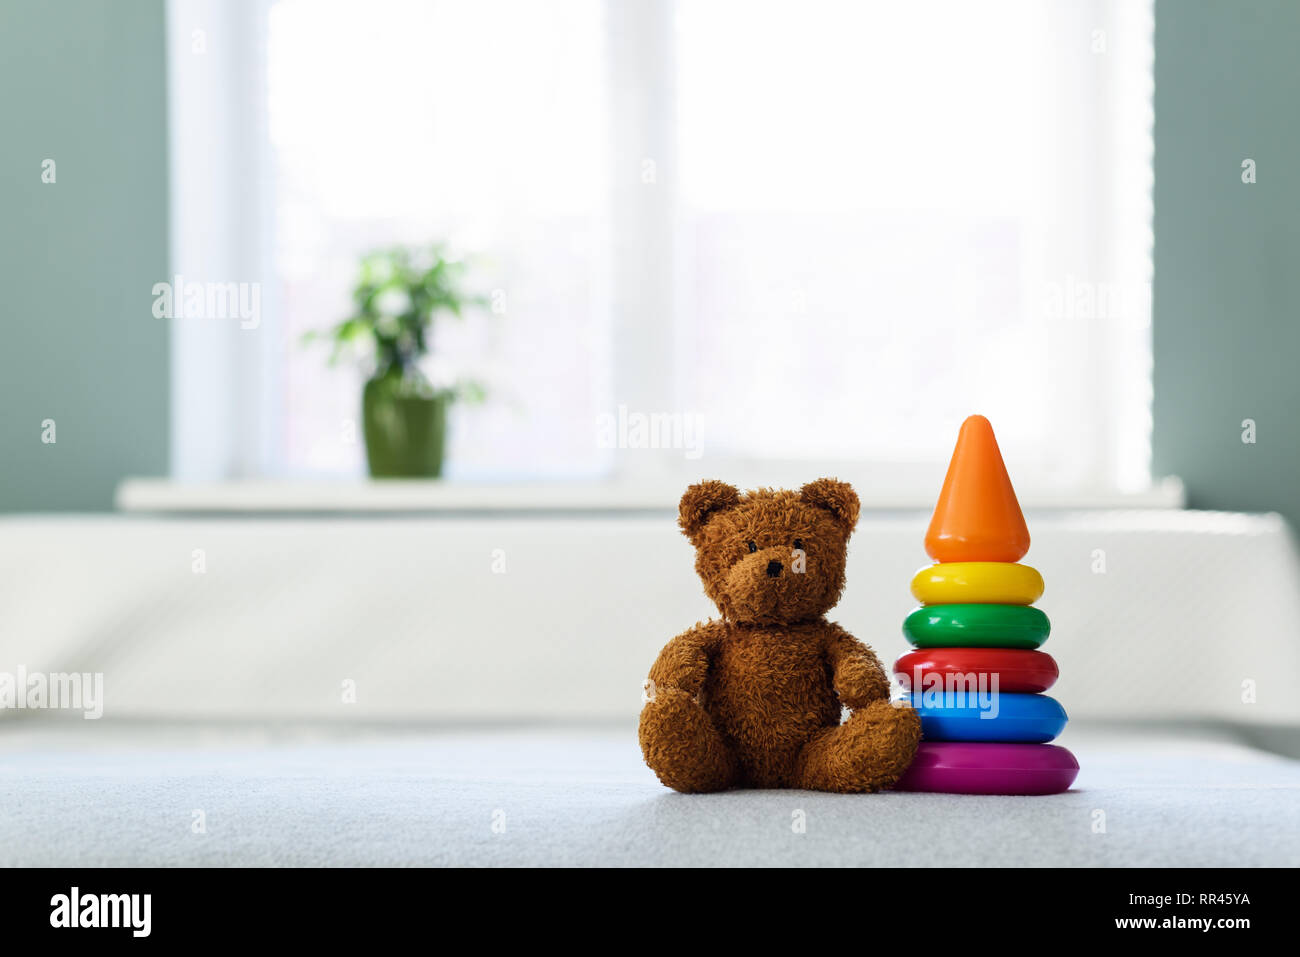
xmin=1 ymin=509 xmax=1297 ymax=866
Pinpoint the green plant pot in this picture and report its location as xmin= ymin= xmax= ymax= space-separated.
xmin=362 ymin=371 xmax=448 ymax=478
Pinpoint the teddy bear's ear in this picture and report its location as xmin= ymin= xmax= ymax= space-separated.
xmin=800 ymin=478 xmax=860 ymax=534
xmin=679 ymin=480 xmax=741 ymax=544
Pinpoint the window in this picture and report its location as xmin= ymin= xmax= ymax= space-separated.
xmin=168 ymin=0 xmax=1154 ymax=494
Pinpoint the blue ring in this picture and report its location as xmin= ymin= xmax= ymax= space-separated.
xmin=908 ymin=691 xmax=1068 ymax=743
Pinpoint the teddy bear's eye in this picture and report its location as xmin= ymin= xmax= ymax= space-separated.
xmin=747 ymin=541 xmax=758 ymax=553
xmin=793 ymin=539 xmax=804 ymax=551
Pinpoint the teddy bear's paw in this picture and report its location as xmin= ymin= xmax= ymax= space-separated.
xmin=833 ymin=657 xmax=892 ymax=710
xmin=794 ymin=699 xmax=921 ymax=793
xmin=638 ymin=688 xmax=738 ymax=793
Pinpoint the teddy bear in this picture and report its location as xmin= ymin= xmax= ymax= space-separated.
xmin=639 ymin=478 xmax=921 ymax=793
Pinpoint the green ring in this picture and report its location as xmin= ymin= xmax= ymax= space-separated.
xmin=903 ymin=603 xmax=1051 ymax=649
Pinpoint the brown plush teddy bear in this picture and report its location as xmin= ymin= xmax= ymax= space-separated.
xmin=639 ymin=478 xmax=921 ymax=793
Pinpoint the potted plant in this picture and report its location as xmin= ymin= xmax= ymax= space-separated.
xmin=310 ymin=243 xmax=487 ymax=478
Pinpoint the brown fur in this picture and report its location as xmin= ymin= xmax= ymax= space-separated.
xmin=639 ymin=479 xmax=920 ymax=793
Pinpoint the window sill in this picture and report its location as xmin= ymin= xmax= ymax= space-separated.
xmin=115 ymin=476 xmax=1188 ymax=515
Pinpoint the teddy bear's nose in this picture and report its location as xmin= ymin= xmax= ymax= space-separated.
xmin=766 ymin=560 xmax=783 ymax=577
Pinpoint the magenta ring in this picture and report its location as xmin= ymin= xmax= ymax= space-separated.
xmin=895 ymin=742 xmax=1079 ymax=795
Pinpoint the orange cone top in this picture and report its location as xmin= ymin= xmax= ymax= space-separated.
xmin=925 ymin=415 xmax=1030 ymax=563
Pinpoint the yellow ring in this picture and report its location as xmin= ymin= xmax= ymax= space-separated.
xmin=910 ymin=562 xmax=1044 ymax=605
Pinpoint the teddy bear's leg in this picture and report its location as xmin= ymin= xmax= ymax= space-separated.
xmin=794 ymin=699 xmax=921 ymax=793
xmin=639 ymin=688 xmax=739 ymax=793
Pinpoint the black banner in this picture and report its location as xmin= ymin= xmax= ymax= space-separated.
xmin=0 ymin=866 xmax=1283 ymax=943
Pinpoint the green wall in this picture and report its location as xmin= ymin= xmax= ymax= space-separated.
xmin=0 ymin=0 xmax=168 ymax=511
xmin=1152 ymin=0 xmax=1300 ymax=527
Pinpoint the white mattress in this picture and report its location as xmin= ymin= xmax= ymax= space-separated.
xmin=1 ymin=721 xmax=1296 ymax=867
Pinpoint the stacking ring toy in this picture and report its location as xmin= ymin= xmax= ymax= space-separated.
xmin=907 ymin=691 xmax=1067 ymax=742
xmin=895 ymin=742 xmax=1079 ymax=795
xmin=894 ymin=648 xmax=1059 ymax=694
xmin=903 ymin=603 xmax=1050 ymax=648
xmin=910 ymin=562 xmax=1044 ymax=605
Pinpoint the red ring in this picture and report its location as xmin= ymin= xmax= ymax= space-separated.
xmin=894 ymin=647 xmax=1059 ymax=694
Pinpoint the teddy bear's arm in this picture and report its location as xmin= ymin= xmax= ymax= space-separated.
xmin=647 ymin=620 xmax=723 ymax=697
xmin=822 ymin=622 xmax=892 ymax=710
